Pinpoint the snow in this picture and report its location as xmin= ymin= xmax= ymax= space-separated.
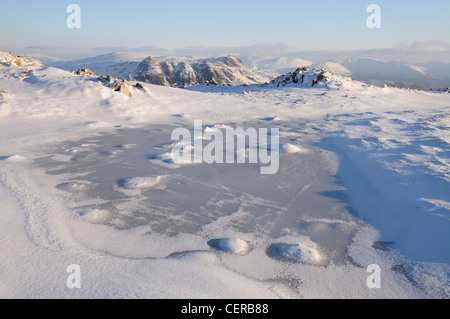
xmin=267 ymin=236 xmax=325 ymax=265
xmin=120 ymin=176 xmax=164 ymax=190
xmin=57 ymin=182 xmax=88 ymax=192
xmin=312 ymin=61 xmax=352 ymax=76
xmin=77 ymin=208 xmax=112 ymax=224
xmin=282 ymin=143 xmax=308 ymax=154
xmin=0 ymin=50 xmax=449 ymax=298
xmin=0 ymin=155 xmax=28 ymax=162
xmin=208 ymin=238 xmax=250 ymax=255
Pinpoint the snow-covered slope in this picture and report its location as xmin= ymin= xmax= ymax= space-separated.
xmin=268 ymin=67 xmax=358 ymax=89
xmin=307 ymin=58 xmax=450 ymax=89
xmin=242 ymin=55 xmax=450 ymax=90
xmin=186 ymin=66 xmax=365 ymax=94
xmin=50 ymin=52 xmax=149 ymax=80
xmin=311 ymin=61 xmax=352 ymax=77
xmin=1 ymin=50 xmax=450 ymax=299
xmin=254 ymin=56 xmax=313 ymax=74
xmin=50 ymin=53 xmax=269 ymax=87
xmin=341 ymin=58 xmax=442 ymax=89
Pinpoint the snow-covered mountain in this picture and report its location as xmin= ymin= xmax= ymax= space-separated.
xmin=308 ymin=58 xmax=450 ymax=89
xmin=238 ymin=55 xmax=450 ymax=90
xmin=50 ymin=53 xmax=269 ymax=87
xmin=310 ymin=61 xmax=352 ymax=77
xmin=50 ymin=52 xmax=450 ymax=89
xmin=248 ymin=56 xmax=313 ymax=74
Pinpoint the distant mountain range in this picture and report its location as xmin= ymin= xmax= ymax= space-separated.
xmin=49 ymin=53 xmax=269 ymax=87
xmin=321 ymin=58 xmax=450 ymax=90
xmin=242 ymin=56 xmax=450 ymax=89
xmin=46 ymin=52 xmax=450 ymax=90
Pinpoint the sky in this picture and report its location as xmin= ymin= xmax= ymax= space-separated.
xmin=1 ymin=0 xmax=450 ymax=60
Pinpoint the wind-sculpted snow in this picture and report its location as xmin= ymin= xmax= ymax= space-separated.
xmin=319 ymin=109 xmax=450 ymax=297
xmin=1 ymin=53 xmax=450 ymax=298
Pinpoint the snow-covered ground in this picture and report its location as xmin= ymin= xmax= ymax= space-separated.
xmin=1 ymin=51 xmax=449 ymax=298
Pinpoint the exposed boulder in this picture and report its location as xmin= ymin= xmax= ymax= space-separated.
xmin=112 ymin=81 xmax=129 ymax=96
xmin=135 ymin=82 xmax=152 ymax=92
xmin=209 ymin=77 xmax=219 ymax=85
xmin=76 ymin=68 xmax=96 ymax=76
xmin=121 ymin=83 xmax=129 ymax=96
xmin=0 ymin=50 xmax=43 ymax=69
xmin=97 ymin=75 xmax=107 ymax=84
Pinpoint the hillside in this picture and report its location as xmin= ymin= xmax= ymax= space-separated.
xmin=309 ymin=58 xmax=450 ymax=89
xmin=50 ymin=53 xmax=269 ymax=87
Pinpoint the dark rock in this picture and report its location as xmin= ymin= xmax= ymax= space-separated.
xmin=77 ymin=68 xmax=96 ymax=76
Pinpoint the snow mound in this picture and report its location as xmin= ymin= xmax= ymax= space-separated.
xmin=147 ymin=147 xmax=194 ymax=166
xmin=120 ymin=176 xmax=163 ymax=190
xmin=78 ymin=209 xmax=112 ymax=224
xmin=115 ymin=144 xmax=136 ymax=150
xmin=282 ymin=143 xmax=309 ymax=154
xmin=57 ymin=182 xmax=88 ymax=192
xmin=0 ymin=155 xmax=27 ymax=162
xmin=208 ymin=238 xmax=250 ymax=255
xmin=260 ymin=115 xmax=281 ymax=121
xmin=268 ymin=242 xmax=324 ymax=265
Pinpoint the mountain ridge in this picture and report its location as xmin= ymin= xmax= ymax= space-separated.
xmin=50 ymin=53 xmax=269 ymax=87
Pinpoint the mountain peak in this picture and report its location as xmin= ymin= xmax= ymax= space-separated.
xmin=269 ymin=67 xmax=358 ymax=89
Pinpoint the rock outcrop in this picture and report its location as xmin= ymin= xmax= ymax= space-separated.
xmin=134 ymin=57 xmax=169 ymax=86
xmin=97 ymin=75 xmax=151 ymax=97
xmin=0 ymin=51 xmax=43 ymax=69
xmin=76 ymin=68 xmax=96 ymax=76
xmin=271 ymin=67 xmax=336 ymax=88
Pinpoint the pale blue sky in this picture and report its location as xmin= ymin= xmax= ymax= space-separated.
xmin=1 ymin=0 xmax=449 ymax=56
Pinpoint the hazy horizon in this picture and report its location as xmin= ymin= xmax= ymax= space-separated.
xmin=1 ymin=1 xmax=450 ymax=63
